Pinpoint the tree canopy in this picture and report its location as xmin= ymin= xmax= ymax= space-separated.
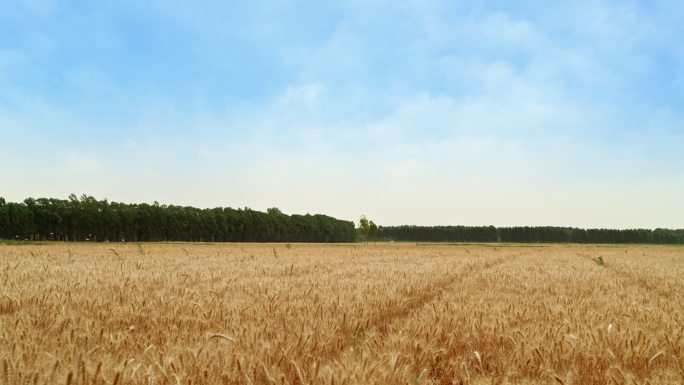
xmin=375 ymin=225 xmax=684 ymax=244
xmin=2 ymin=195 xmax=682 ymax=244
xmin=0 ymin=195 xmax=356 ymax=243
xmin=357 ymin=215 xmax=378 ymax=241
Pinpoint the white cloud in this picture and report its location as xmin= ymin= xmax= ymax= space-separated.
xmin=277 ymin=83 xmax=323 ymax=108
xmin=1 ymin=0 xmax=683 ymax=227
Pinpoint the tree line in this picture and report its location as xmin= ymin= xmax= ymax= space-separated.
xmin=0 ymin=195 xmax=357 ymax=243
xmin=376 ymin=225 xmax=684 ymax=244
xmin=2 ymin=195 xmax=682 ymax=244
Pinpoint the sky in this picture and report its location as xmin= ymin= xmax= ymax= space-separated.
xmin=1 ymin=1 xmax=683 ymax=228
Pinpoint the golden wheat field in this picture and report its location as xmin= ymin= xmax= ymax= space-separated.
xmin=1 ymin=243 xmax=683 ymax=385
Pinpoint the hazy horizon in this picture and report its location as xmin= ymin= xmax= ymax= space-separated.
xmin=2 ymin=1 xmax=683 ymax=228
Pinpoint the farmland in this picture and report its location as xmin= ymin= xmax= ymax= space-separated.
xmin=1 ymin=243 xmax=683 ymax=384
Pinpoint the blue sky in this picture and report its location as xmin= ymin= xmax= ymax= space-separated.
xmin=1 ymin=0 xmax=683 ymax=228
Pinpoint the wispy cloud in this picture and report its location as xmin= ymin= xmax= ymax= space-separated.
xmin=1 ymin=1 xmax=682 ymax=227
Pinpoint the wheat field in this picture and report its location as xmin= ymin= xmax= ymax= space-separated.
xmin=0 ymin=243 xmax=683 ymax=385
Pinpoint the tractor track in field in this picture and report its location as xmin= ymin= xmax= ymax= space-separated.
xmin=316 ymin=252 xmax=520 ymax=367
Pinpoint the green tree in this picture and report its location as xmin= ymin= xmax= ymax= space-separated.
xmin=8 ymin=203 xmax=35 ymax=240
xmin=368 ymin=220 xmax=378 ymax=240
xmin=0 ymin=195 xmax=357 ymax=243
xmin=0 ymin=199 xmax=9 ymax=239
xmin=358 ymin=215 xmax=376 ymax=241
